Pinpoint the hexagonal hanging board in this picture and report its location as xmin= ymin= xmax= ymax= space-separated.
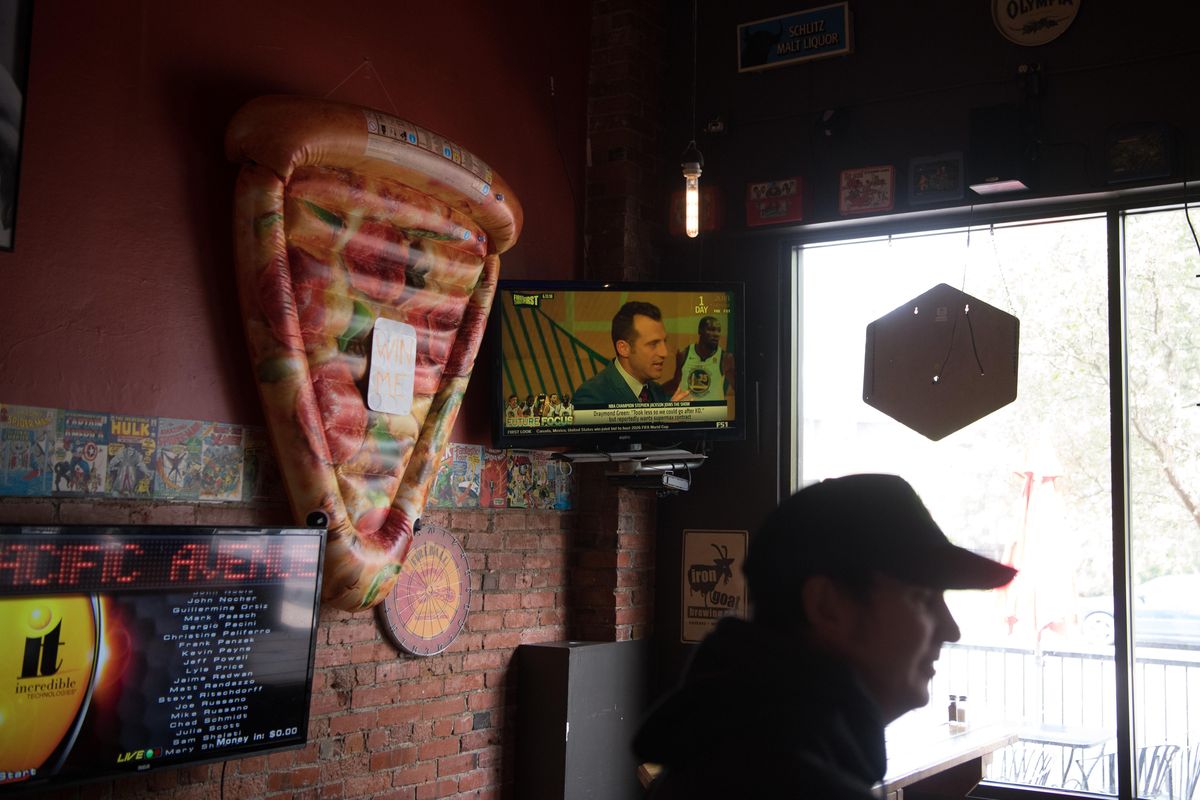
xmin=863 ymin=283 xmax=1019 ymax=441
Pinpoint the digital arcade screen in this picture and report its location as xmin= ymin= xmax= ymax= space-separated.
xmin=0 ymin=525 xmax=325 ymax=793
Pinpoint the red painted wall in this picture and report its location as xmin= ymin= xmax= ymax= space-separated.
xmin=0 ymin=0 xmax=587 ymax=444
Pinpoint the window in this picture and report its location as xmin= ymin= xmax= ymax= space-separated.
xmin=793 ymin=198 xmax=1200 ymax=798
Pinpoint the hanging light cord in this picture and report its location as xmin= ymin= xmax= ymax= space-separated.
xmin=691 ymin=0 xmax=700 ymax=141
xmin=1185 ymin=180 xmax=1200 ymax=277
xmin=933 ymin=303 xmax=986 ymax=384
xmin=681 ymin=0 xmax=699 ymax=160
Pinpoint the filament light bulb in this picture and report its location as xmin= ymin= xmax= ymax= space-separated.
xmin=682 ymin=161 xmax=702 ymax=238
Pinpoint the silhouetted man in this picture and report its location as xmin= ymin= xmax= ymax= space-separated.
xmin=634 ymin=474 xmax=1017 ymax=800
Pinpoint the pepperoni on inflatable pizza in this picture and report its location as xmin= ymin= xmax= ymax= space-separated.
xmin=226 ymin=96 xmax=522 ymax=611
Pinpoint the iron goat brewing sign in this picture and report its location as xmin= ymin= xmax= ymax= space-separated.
xmin=992 ymin=0 xmax=1080 ymax=46
xmin=737 ymin=3 xmax=851 ymax=73
xmin=681 ymin=529 xmax=747 ymax=643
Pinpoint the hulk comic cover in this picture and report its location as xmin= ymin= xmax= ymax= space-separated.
xmin=106 ymin=415 xmax=157 ymax=498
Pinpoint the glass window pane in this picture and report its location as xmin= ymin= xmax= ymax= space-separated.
xmin=796 ymin=215 xmax=1116 ymax=793
xmin=1124 ymin=206 xmax=1200 ymax=798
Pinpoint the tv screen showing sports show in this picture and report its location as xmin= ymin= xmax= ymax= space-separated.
xmin=492 ymin=281 xmax=744 ymax=448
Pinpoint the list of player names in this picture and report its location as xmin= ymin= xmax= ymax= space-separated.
xmin=159 ymin=587 xmax=271 ymax=755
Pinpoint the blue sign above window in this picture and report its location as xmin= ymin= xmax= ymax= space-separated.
xmin=737 ymin=3 xmax=852 ymax=72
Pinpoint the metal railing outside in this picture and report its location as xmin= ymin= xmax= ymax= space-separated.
xmin=934 ymin=641 xmax=1200 ymax=798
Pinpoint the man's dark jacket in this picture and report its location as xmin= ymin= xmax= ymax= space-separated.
xmin=633 ymin=617 xmax=886 ymax=800
xmin=573 ymin=363 xmax=669 ymax=407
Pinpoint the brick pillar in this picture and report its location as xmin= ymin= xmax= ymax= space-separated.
xmin=573 ymin=0 xmax=666 ymax=642
xmin=586 ymin=0 xmax=667 ymax=283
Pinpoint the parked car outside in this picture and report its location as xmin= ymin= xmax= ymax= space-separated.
xmin=1078 ymin=574 xmax=1200 ymax=646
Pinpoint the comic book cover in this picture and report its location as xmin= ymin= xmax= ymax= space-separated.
xmin=241 ymin=425 xmax=284 ymax=502
xmin=480 ymin=448 xmax=509 ymax=509
xmin=200 ymin=422 xmax=244 ymax=501
xmin=428 ymin=444 xmax=482 ymax=509
xmin=0 ymin=404 xmax=56 ymax=496
xmin=527 ymin=451 xmax=557 ymax=510
xmin=154 ymin=417 xmax=204 ymax=499
xmin=427 ymin=446 xmax=458 ymax=509
xmin=506 ymin=450 xmax=534 ymax=509
xmin=52 ymin=410 xmax=109 ymax=495
xmin=548 ymin=458 xmax=574 ymax=511
xmin=106 ymin=415 xmax=157 ymax=498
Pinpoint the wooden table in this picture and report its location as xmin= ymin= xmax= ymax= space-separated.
xmin=882 ymin=719 xmax=1018 ymax=800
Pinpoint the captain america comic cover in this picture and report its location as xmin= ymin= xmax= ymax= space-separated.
xmin=52 ymin=410 xmax=109 ymax=496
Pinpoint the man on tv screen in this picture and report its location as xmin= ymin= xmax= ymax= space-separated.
xmin=573 ymin=301 xmax=671 ymax=406
xmin=664 ymin=315 xmax=735 ymax=403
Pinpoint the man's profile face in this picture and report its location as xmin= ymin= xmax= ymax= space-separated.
xmin=618 ymin=314 xmax=669 ymax=383
xmin=700 ymin=320 xmax=721 ymax=349
xmin=838 ymin=574 xmax=960 ymax=723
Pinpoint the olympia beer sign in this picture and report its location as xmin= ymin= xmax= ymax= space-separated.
xmin=737 ymin=3 xmax=852 ymax=73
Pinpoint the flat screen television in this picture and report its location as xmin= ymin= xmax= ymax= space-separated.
xmin=492 ymin=280 xmax=745 ymax=450
xmin=0 ymin=524 xmax=325 ymax=794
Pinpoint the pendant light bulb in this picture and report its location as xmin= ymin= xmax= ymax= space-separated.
xmin=681 ymin=140 xmax=704 ymax=238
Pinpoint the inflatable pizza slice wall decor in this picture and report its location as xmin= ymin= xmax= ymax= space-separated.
xmin=225 ymin=96 xmax=522 ymax=611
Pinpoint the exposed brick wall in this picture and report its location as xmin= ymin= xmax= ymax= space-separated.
xmin=586 ymin=0 xmax=667 ymax=283
xmin=580 ymin=0 xmax=666 ymax=646
xmin=569 ymin=467 xmax=657 ymax=642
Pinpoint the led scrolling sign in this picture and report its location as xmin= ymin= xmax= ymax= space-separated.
xmin=0 ymin=535 xmax=322 ymax=595
xmin=0 ymin=527 xmax=325 ymax=794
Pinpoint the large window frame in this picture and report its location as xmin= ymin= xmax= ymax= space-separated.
xmin=785 ymin=183 xmax=1200 ymax=800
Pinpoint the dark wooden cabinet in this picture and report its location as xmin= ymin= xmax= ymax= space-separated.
xmin=517 ymin=640 xmax=651 ymax=800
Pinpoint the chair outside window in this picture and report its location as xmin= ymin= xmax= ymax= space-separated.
xmin=998 ymin=742 xmax=1054 ymax=787
xmin=1137 ymin=743 xmax=1181 ymax=800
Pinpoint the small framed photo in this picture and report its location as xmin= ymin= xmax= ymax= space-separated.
xmin=839 ymin=165 xmax=895 ymax=216
xmin=745 ymin=176 xmax=803 ymax=227
xmin=1105 ymin=123 xmax=1173 ymax=184
xmin=909 ymin=152 xmax=964 ymax=205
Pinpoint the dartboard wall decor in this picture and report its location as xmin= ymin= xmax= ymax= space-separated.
xmin=377 ymin=523 xmax=471 ymax=656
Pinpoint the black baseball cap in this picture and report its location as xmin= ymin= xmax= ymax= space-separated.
xmin=744 ymin=474 xmax=1016 ymax=613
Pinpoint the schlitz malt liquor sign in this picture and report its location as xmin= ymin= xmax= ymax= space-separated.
xmin=681 ymin=529 xmax=748 ymax=643
xmin=992 ymin=0 xmax=1080 ymax=47
xmin=737 ymin=3 xmax=851 ymax=73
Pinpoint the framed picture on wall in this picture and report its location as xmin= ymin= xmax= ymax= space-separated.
xmin=839 ymin=165 xmax=895 ymax=215
xmin=909 ymin=152 xmax=964 ymax=205
xmin=681 ymin=528 xmax=748 ymax=643
xmin=0 ymin=0 xmax=32 ymax=251
xmin=1105 ymin=123 xmax=1173 ymax=184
